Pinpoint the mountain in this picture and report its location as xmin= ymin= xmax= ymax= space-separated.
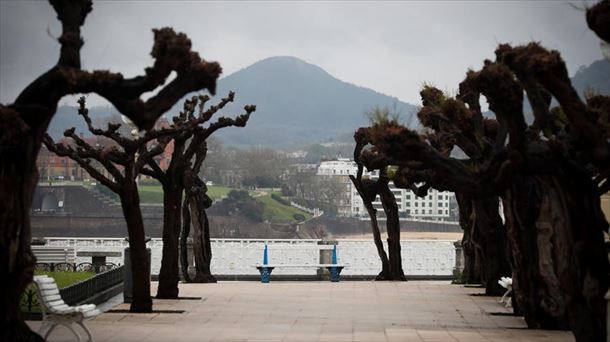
xmin=571 ymin=59 xmax=610 ymax=97
xmin=210 ymin=56 xmax=419 ymax=148
xmin=47 ymin=57 xmax=608 ymax=148
xmin=47 ymin=105 xmax=118 ymax=140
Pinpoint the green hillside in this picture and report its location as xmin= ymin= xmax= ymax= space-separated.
xmin=138 ymin=185 xmax=231 ymax=204
xmin=258 ymin=192 xmax=312 ymax=221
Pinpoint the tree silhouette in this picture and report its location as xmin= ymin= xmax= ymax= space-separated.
xmin=139 ymin=93 xmax=254 ymax=294
xmin=350 ymin=125 xmax=405 ymax=281
xmin=355 ymin=41 xmax=610 ymax=341
xmin=0 ymin=0 xmax=221 ymax=338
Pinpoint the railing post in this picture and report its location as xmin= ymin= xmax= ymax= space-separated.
xmin=453 ymin=240 xmax=464 ymax=280
xmin=317 ymin=240 xmax=337 ymax=280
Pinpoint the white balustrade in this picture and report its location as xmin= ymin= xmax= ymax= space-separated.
xmin=42 ymin=238 xmax=456 ymax=276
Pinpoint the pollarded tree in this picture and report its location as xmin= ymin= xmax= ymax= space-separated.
xmin=357 ymin=41 xmax=610 ymax=341
xmin=0 ymin=0 xmax=220 ymax=338
xmin=350 ymin=127 xmax=405 ymax=281
xmin=182 ymin=145 xmax=215 ymax=282
xmin=416 ymin=86 xmax=510 ymax=295
xmin=43 ymin=97 xmax=186 ymax=312
xmin=140 ymin=93 xmax=254 ymax=295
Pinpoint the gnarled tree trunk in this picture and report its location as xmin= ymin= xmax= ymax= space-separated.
xmin=503 ymin=172 xmax=608 ymax=341
xmin=472 ymin=197 xmax=510 ymax=295
xmin=156 ymin=182 xmax=183 ymax=298
xmin=180 ymin=199 xmax=192 ymax=283
xmin=455 ymin=192 xmax=481 ymax=284
xmin=184 ymin=174 xmax=216 ymax=283
xmin=378 ymin=178 xmax=406 ymax=281
xmin=0 ymin=117 xmax=45 ymax=341
xmin=120 ymin=178 xmax=152 ymax=313
xmin=349 ymin=176 xmax=390 ymax=279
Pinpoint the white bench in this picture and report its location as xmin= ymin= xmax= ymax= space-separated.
xmin=498 ymin=276 xmax=513 ymax=308
xmin=33 ymin=275 xmax=100 ymax=342
xmin=32 ymin=246 xmax=76 ymax=264
xmin=255 ymin=264 xmax=346 ymax=283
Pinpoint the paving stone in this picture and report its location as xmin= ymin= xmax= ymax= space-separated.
xmin=27 ymin=281 xmax=576 ymax=342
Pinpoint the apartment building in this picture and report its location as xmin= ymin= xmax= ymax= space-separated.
xmin=317 ymin=158 xmax=455 ymax=221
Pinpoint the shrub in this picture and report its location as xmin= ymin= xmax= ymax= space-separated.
xmin=271 ymin=193 xmax=291 ymax=206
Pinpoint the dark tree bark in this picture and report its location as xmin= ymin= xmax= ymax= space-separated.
xmin=455 ymin=192 xmax=481 ymax=284
xmin=587 ymin=0 xmax=610 ymax=44
xmin=349 ymin=176 xmax=391 ymax=280
xmin=377 ymin=176 xmax=406 ymax=281
xmin=180 ymin=197 xmax=193 ymax=283
xmin=0 ymin=108 xmax=45 ymax=342
xmin=471 ymin=197 xmax=510 ymax=295
xmin=120 ymin=173 xmax=153 ymax=312
xmin=503 ymin=171 xmax=608 ymax=339
xmin=156 ymin=181 xmax=183 ymax=298
xmin=184 ymin=171 xmax=216 ymax=283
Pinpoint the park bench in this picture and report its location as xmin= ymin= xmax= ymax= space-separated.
xmin=32 ymin=246 xmax=76 ymax=263
xmin=33 ymin=275 xmax=100 ymax=342
xmin=76 ymin=251 xmax=122 ymax=272
xmin=254 ymin=244 xmax=346 ymax=283
xmin=255 ymin=264 xmax=346 ymax=283
xmin=498 ymin=276 xmax=513 ymax=308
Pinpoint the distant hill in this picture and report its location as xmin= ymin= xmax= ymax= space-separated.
xmin=47 ymin=105 xmax=117 ymax=140
xmin=47 ymin=57 xmax=609 ymax=148
xmin=210 ymin=56 xmax=419 ymax=148
xmin=571 ymin=59 xmax=610 ymax=97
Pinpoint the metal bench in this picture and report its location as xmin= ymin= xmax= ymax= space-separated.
xmin=76 ymin=251 xmax=122 ymax=272
xmin=33 ymin=275 xmax=100 ymax=342
xmin=254 ymin=244 xmax=346 ymax=283
xmin=255 ymin=264 xmax=346 ymax=283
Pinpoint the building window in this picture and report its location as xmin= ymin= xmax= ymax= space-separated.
xmin=428 ymin=209 xmax=432 ymax=214
xmin=438 ymin=210 xmax=442 ymax=214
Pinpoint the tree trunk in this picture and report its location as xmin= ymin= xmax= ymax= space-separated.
xmin=455 ymin=192 xmax=481 ymax=284
xmin=378 ymin=179 xmax=406 ymax=281
xmin=349 ymin=176 xmax=390 ymax=279
xmin=188 ymin=195 xmax=216 ymax=283
xmin=503 ymin=172 xmax=608 ymax=341
xmin=183 ymin=173 xmax=216 ymax=283
xmin=471 ymin=197 xmax=511 ymax=295
xmin=0 ymin=126 xmax=45 ymax=341
xmin=120 ymin=180 xmax=152 ymax=313
xmin=156 ymin=182 xmax=183 ymax=298
xmin=180 ymin=198 xmax=192 ymax=282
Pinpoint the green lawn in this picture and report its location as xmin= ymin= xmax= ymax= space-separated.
xmin=258 ymin=193 xmax=312 ymax=222
xmin=138 ymin=184 xmax=231 ymax=203
xmin=34 ymin=270 xmax=96 ymax=288
xmin=206 ymin=185 xmax=231 ymax=200
xmin=137 ymin=185 xmax=308 ymax=222
xmin=138 ymin=184 xmax=164 ymax=203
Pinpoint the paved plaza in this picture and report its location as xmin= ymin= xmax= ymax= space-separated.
xmin=28 ymin=281 xmax=575 ymax=342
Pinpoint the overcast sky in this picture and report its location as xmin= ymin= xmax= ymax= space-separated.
xmin=0 ymin=0 xmax=605 ymax=107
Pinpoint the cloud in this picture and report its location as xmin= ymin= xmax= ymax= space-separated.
xmin=1 ymin=0 xmax=603 ymax=106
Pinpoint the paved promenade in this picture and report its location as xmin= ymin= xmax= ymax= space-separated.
xmin=28 ymin=281 xmax=575 ymax=342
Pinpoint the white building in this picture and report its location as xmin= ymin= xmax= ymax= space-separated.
xmin=317 ymin=158 xmax=455 ymax=221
